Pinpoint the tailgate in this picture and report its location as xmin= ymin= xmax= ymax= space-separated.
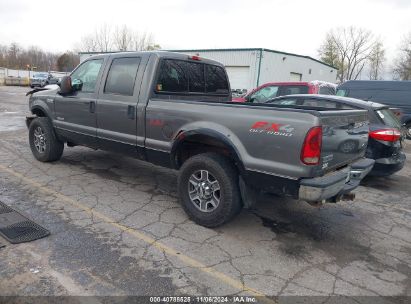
xmin=319 ymin=110 xmax=369 ymax=172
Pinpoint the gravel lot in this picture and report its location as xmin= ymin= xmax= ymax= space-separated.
xmin=0 ymin=86 xmax=410 ymax=303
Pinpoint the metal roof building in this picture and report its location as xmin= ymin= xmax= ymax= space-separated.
xmin=79 ymin=48 xmax=337 ymax=91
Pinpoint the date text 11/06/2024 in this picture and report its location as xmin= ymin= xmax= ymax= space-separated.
xmin=149 ymin=296 xmax=257 ymax=303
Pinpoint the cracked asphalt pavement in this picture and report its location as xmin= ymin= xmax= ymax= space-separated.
xmin=0 ymin=86 xmax=410 ymax=302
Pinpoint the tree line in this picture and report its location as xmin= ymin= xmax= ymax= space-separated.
xmin=76 ymin=24 xmax=161 ymax=52
xmin=0 ymin=42 xmax=80 ymax=73
xmin=318 ymin=26 xmax=411 ymax=82
xmin=0 ymin=24 xmax=160 ymax=73
xmin=1 ymin=24 xmax=410 ymax=81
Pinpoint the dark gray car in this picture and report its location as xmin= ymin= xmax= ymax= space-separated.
xmin=337 ymin=80 xmax=411 ymax=138
xmin=25 ymin=51 xmax=374 ymax=227
xmin=267 ymin=95 xmax=406 ymax=176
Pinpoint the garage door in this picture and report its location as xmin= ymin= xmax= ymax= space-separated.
xmin=290 ymin=72 xmax=302 ymax=81
xmin=225 ymin=66 xmax=250 ymax=91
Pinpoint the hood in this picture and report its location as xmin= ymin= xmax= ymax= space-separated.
xmin=26 ymin=85 xmax=59 ymax=96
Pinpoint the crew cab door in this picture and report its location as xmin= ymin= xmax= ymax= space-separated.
xmin=96 ymin=54 xmax=149 ymax=154
xmin=53 ymin=58 xmax=105 ymax=148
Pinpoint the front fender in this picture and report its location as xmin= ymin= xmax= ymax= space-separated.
xmin=29 ymin=96 xmax=54 ymax=119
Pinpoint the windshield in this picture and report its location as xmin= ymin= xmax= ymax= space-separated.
xmin=336 ymin=89 xmax=347 ymax=96
xmin=250 ymin=86 xmax=279 ymax=103
xmin=375 ymin=108 xmax=401 ymax=129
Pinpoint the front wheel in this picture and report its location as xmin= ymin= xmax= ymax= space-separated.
xmin=178 ymin=153 xmax=242 ymax=227
xmin=29 ymin=117 xmax=64 ymax=162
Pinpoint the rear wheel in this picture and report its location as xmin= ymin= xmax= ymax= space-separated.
xmin=29 ymin=117 xmax=64 ymax=162
xmin=178 ymin=153 xmax=242 ymax=227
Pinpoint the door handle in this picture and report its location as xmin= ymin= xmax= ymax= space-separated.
xmin=89 ymin=101 xmax=96 ymax=113
xmin=127 ymin=105 xmax=135 ymax=120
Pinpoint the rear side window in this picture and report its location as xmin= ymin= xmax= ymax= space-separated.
xmin=281 ymin=85 xmax=309 ymax=95
xmin=269 ymin=98 xmax=297 ymax=105
xmin=187 ymin=62 xmax=205 ymax=92
xmin=104 ymin=57 xmax=141 ymax=96
xmin=205 ymin=65 xmax=229 ymax=94
xmin=156 ymin=60 xmax=188 ymax=92
xmin=301 ymin=99 xmax=355 ymax=109
xmin=156 ymin=59 xmax=229 ymax=95
xmin=375 ymin=108 xmax=402 ymax=128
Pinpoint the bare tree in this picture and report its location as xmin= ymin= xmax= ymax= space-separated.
xmin=7 ymin=42 xmax=22 ymax=69
xmin=393 ymin=33 xmax=411 ymax=80
xmin=78 ymin=35 xmax=98 ymax=52
xmin=368 ymin=40 xmax=385 ymax=80
xmin=135 ymin=32 xmax=160 ymax=51
xmin=77 ymin=24 xmax=161 ymax=52
xmin=0 ymin=44 xmax=7 ymax=67
xmin=95 ymin=24 xmax=112 ymax=52
xmin=318 ymin=27 xmax=383 ymax=82
xmin=113 ymin=25 xmax=134 ymax=51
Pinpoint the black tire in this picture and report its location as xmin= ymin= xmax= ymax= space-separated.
xmin=406 ymin=123 xmax=411 ymax=140
xmin=178 ymin=153 xmax=242 ymax=227
xmin=29 ymin=117 xmax=64 ymax=162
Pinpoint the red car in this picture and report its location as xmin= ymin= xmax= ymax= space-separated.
xmin=232 ymin=81 xmax=337 ymax=103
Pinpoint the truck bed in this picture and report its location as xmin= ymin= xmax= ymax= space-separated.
xmin=145 ymin=97 xmax=369 ymax=179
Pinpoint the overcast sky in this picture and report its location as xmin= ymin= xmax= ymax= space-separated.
xmin=1 ymin=0 xmax=410 ymax=66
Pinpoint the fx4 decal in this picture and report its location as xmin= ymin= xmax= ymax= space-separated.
xmin=149 ymin=119 xmax=164 ymax=127
xmin=249 ymin=121 xmax=294 ymax=137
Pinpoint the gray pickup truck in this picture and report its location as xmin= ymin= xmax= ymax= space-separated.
xmin=26 ymin=51 xmax=374 ymax=227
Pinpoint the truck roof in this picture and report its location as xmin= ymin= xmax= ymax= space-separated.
xmin=84 ymin=51 xmax=226 ymax=67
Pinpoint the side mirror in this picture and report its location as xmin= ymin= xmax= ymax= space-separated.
xmin=245 ymin=95 xmax=251 ymax=102
xmin=72 ymin=79 xmax=83 ymax=92
xmin=59 ymin=76 xmax=72 ymax=95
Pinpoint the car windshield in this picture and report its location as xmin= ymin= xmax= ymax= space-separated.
xmin=375 ymin=108 xmax=401 ymax=129
xmin=336 ymin=89 xmax=347 ymax=96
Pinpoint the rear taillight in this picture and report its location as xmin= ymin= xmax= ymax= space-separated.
xmin=369 ymin=129 xmax=401 ymax=142
xmin=301 ymin=126 xmax=322 ymax=165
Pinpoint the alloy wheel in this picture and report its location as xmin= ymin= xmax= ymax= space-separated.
xmin=33 ymin=126 xmax=46 ymax=153
xmin=188 ymin=170 xmax=221 ymax=213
